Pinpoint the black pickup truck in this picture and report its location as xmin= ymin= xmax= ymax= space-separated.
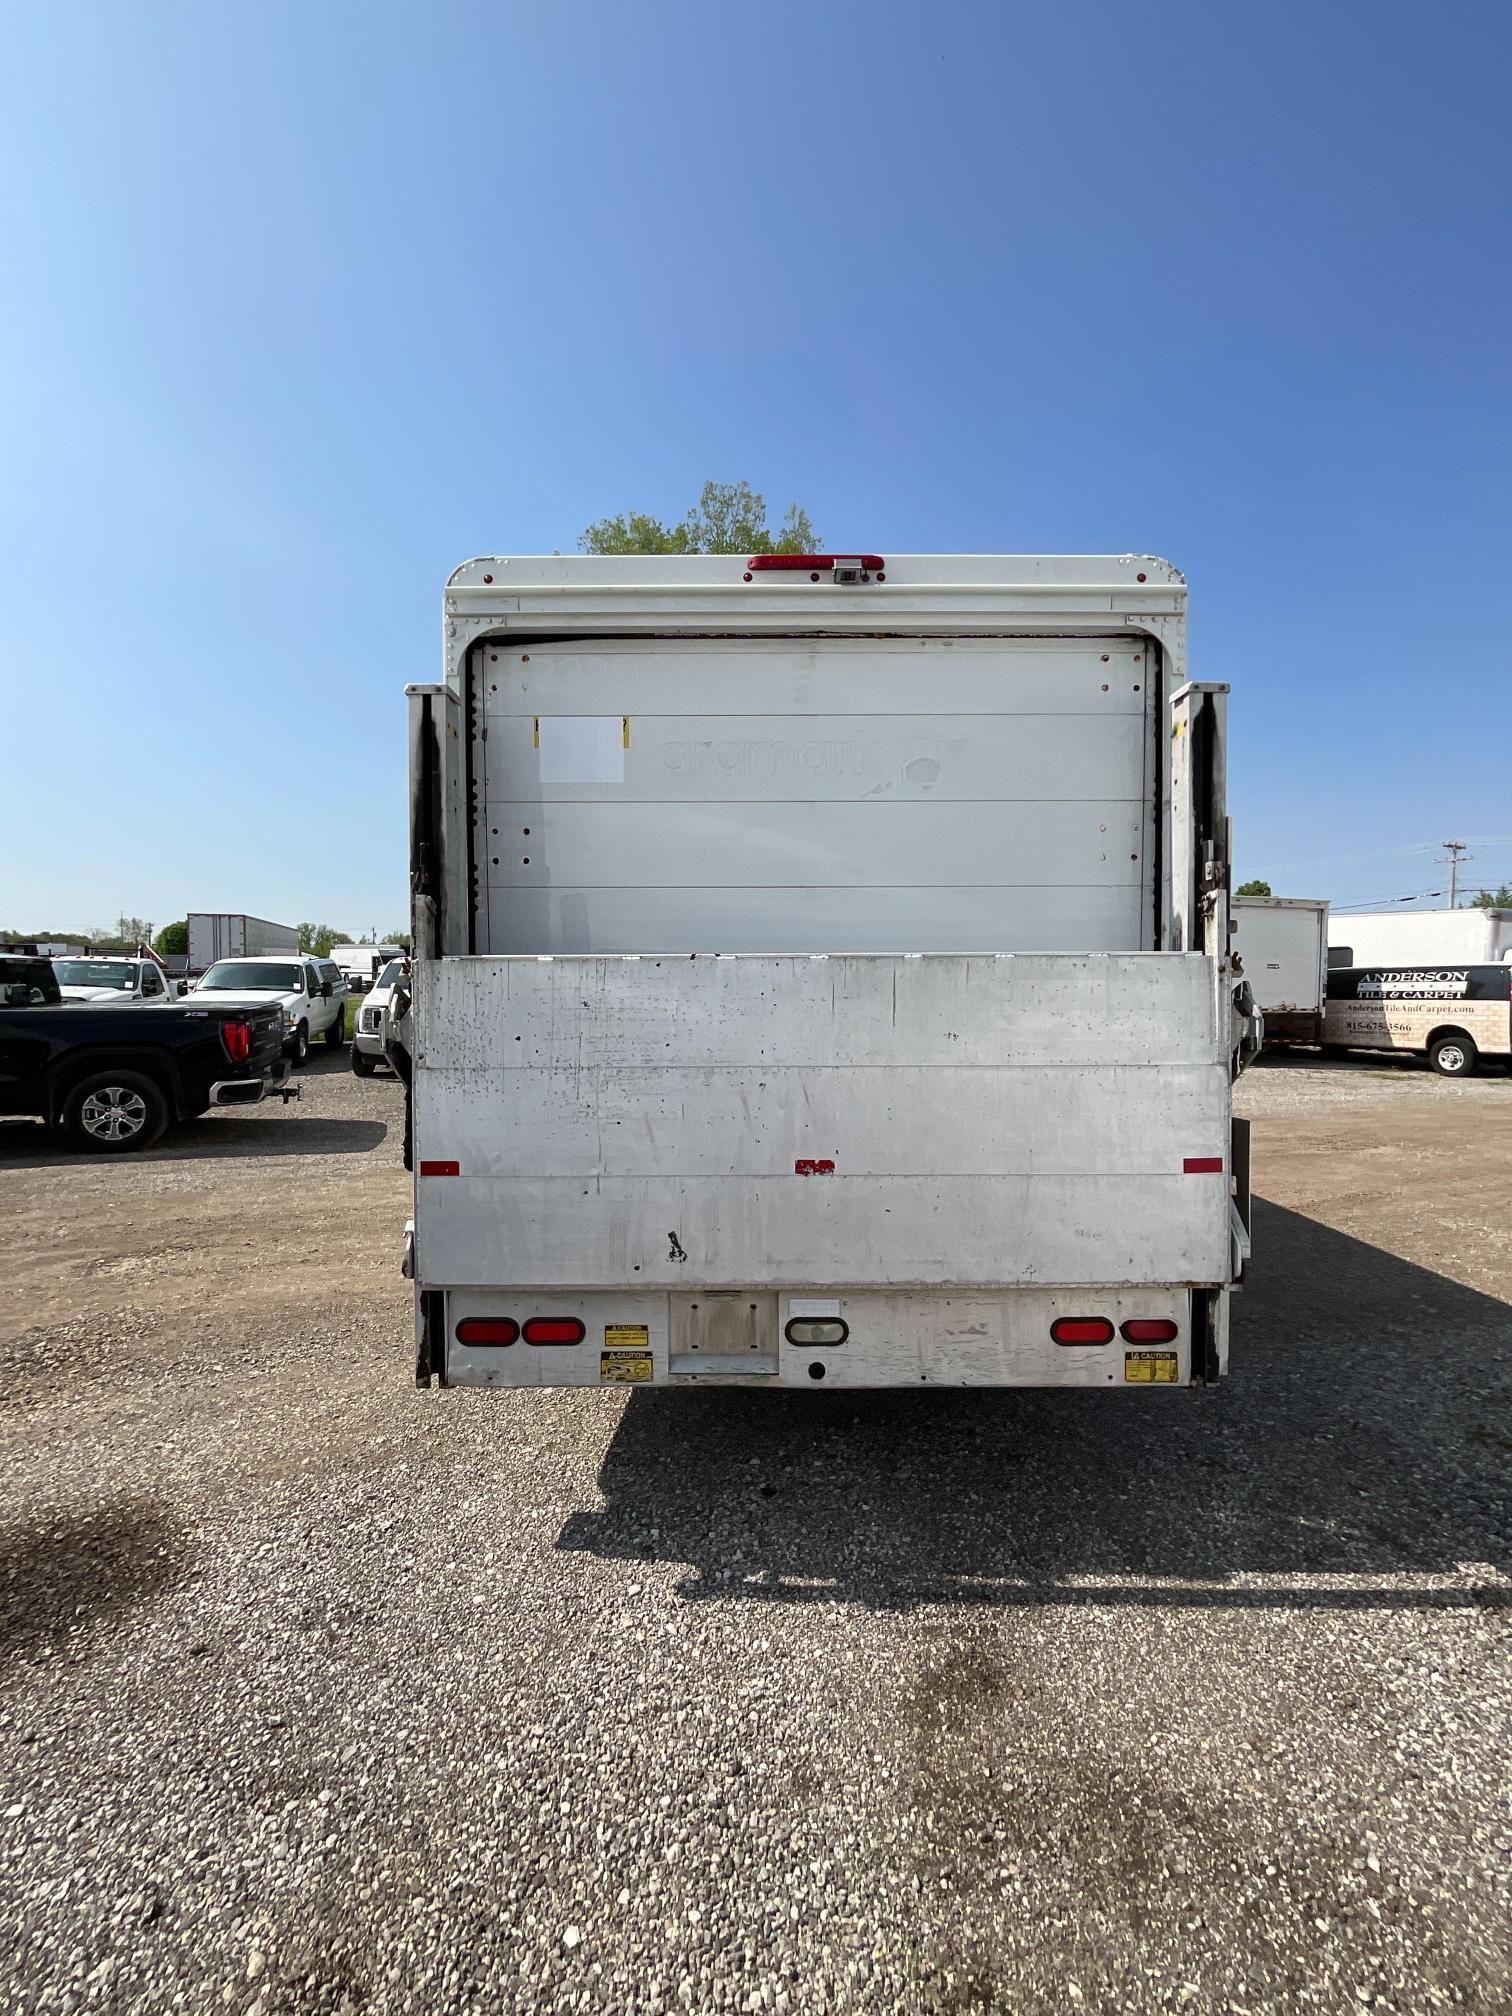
xmin=0 ymin=959 xmax=292 ymax=1152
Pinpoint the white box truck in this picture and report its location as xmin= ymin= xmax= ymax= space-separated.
xmin=1232 ymin=896 xmax=1329 ymax=1045
xmin=405 ymin=553 xmax=1256 ymax=1393
xmin=1328 ymin=907 xmax=1512 ymax=968
xmin=187 ymin=913 xmax=298 ymax=974
xmin=331 ymin=943 xmax=404 ymax=991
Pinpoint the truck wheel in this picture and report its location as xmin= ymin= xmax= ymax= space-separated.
xmin=326 ymin=1011 xmax=345 ymax=1048
xmin=351 ymin=1045 xmax=377 ymax=1077
xmin=288 ymin=1022 xmax=309 ymax=1065
xmin=1429 ymin=1034 xmax=1477 ymax=1078
xmin=63 ymin=1071 xmax=169 ymax=1153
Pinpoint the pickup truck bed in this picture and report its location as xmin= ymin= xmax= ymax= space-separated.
xmin=0 ymin=1002 xmax=289 ymax=1151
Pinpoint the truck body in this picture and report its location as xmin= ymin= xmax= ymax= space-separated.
xmin=0 ymin=1000 xmax=289 ymax=1150
xmin=406 ymin=553 xmax=1253 ymax=1392
xmin=1328 ymin=907 xmax=1512 ymax=969
xmin=1232 ymin=896 xmax=1329 ymax=1044
xmin=186 ymin=913 xmax=299 ymax=974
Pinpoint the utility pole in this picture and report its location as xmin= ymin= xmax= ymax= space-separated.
xmin=1439 ymin=840 xmax=1471 ymax=909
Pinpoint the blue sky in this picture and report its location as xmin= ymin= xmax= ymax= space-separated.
xmin=3 ymin=0 xmax=1509 ymax=934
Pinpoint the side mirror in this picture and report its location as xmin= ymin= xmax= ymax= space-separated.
xmin=175 ymin=979 xmax=189 ymax=997
xmin=321 ymin=981 xmax=333 ymax=998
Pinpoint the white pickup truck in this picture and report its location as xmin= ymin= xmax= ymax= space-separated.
xmin=53 ymin=956 xmax=185 ymax=1005
xmin=192 ymin=955 xmax=348 ymax=1063
xmin=404 ymin=552 xmax=1255 ymax=1394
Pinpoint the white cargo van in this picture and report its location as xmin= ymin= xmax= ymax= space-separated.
xmin=405 ymin=553 xmax=1255 ymax=1393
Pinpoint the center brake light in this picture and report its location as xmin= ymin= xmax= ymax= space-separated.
xmin=745 ymin=554 xmax=885 ymax=583
xmin=221 ymin=1019 xmax=252 ymax=1066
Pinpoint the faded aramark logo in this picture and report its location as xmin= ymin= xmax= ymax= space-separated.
xmin=657 ymin=733 xmax=947 ymax=788
xmin=1357 ymin=969 xmax=1469 ymax=999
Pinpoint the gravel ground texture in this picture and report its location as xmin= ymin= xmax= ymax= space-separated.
xmin=1 ymin=1047 xmax=1509 ymax=2015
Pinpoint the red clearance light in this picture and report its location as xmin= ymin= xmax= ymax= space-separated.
xmin=221 ymin=1018 xmax=252 ymax=1066
xmin=419 ymin=1159 xmax=460 ymax=1177
xmin=746 ymin=554 xmax=885 ymax=572
xmin=1121 ymin=1318 xmax=1179 ymax=1344
xmin=1183 ymin=1156 xmax=1224 ymax=1174
xmin=456 ymin=1318 xmax=519 ymax=1346
xmin=522 ymin=1317 xmax=586 ymax=1346
xmin=1051 ymin=1317 xmax=1115 ymax=1346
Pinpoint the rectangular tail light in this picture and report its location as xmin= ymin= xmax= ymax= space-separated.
xmin=1121 ymin=1318 xmax=1179 ymax=1344
xmin=221 ymin=1019 xmax=252 ymax=1066
xmin=456 ymin=1318 xmax=518 ymax=1346
xmin=522 ymin=1317 xmax=586 ymax=1346
xmin=1051 ymin=1317 xmax=1115 ymax=1346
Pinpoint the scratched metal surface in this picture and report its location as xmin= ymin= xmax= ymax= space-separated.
xmin=412 ymin=952 xmax=1230 ymax=1294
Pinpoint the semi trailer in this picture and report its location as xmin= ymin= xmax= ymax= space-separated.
xmin=186 ymin=913 xmax=298 ymax=974
xmin=404 ymin=553 xmax=1256 ymax=1393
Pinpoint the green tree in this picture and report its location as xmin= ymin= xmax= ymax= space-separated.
xmin=580 ymin=480 xmax=817 ymax=557
xmin=298 ymin=922 xmax=346 ymax=957
xmin=1236 ymin=879 xmax=1273 ymax=897
xmin=386 ymin=929 xmax=412 ymax=952
xmin=154 ymin=920 xmax=188 ymax=955
xmin=1472 ymin=884 xmax=1512 ymax=908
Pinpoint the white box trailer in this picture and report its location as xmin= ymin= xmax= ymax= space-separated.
xmin=406 ymin=553 xmax=1256 ymax=1393
xmin=1232 ymin=896 xmax=1329 ymax=1044
xmin=187 ymin=913 xmax=298 ymax=973
xmin=1328 ymin=907 xmax=1512 ymax=968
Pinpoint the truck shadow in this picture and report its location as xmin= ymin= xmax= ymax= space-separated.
xmin=556 ymin=1198 xmax=1512 ymax=1610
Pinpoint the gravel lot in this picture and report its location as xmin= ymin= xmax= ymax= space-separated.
xmin=1 ymin=1050 xmax=1509 ymax=2014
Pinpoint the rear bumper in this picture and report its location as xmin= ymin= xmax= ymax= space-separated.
xmin=210 ymin=1058 xmax=294 ymax=1107
xmin=422 ymin=1284 xmax=1223 ymax=1392
xmin=1261 ymin=1009 xmax=1323 ymax=1046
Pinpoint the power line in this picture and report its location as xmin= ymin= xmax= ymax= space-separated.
xmin=1332 ymin=890 xmax=1444 ymax=912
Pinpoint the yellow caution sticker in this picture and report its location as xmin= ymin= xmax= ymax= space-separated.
xmin=600 ymin=1349 xmax=653 ymax=1384
xmin=1124 ymin=1350 xmax=1179 ymax=1384
xmin=602 ymin=1326 xmax=652 ymax=1382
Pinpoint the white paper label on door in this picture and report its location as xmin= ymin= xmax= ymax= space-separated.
xmin=536 ymin=716 xmax=625 ymax=784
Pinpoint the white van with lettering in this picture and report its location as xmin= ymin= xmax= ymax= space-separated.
xmin=1324 ymin=964 xmax=1512 ymax=1076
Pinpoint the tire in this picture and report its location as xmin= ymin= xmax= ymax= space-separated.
xmin=287 ymin=1022 xmax=310 ymax=1065
xmin=62 ymin=1070 xmax=169 ymax=1154
xmin=1429 ymin=1034 xmax=1477 ymax=1078
xmin=351 ymin=1045 xmax=377 ymax=1077
xmin=326 ymin=1008 xmax=345 ymax=1049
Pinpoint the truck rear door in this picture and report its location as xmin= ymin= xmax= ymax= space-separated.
xmin=474 ymin=635 xmax=1155 ymax=957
